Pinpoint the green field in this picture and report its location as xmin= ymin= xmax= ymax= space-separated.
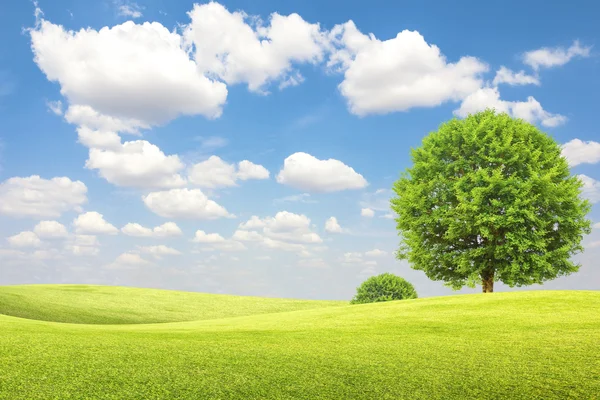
xmin=0 ymin=285 xmax=599 ymax=399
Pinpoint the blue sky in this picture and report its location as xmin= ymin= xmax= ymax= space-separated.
xmin=0 ymin=0 xmax=599 ymax=299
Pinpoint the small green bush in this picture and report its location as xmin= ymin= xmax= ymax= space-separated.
xmin=351 ymin=273 xmax=417 ymax=304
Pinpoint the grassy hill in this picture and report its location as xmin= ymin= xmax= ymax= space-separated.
xmin=0 ymin=285 xmax=599 ymax=399
xmin=0 ymin=284 xmax=346 ymax=324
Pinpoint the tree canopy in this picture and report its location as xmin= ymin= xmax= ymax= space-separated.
xmin=390 ymin=109 xmax=591 ymax=293
xmin=351 ymin=273 xmax=417 ymax=304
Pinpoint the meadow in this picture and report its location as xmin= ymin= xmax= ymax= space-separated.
xmin=0 ymin=285 xmax=599 ymax=399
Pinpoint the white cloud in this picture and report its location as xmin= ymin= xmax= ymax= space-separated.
xmin=117 ymin=3 xmax=143 ymax=19
xmin=30 ymin=17 xmax=228 ymax=129
xmin=239 ymin=211 xmax=322 ymax=244
xmin=492 ymin=66 xmax=540 ymax=86
xmin=273 ymin=193 xmax=316 ymax=204
xmin=232 ymin=230 xmax=264 ymax=242
xmin=143 ymin=188 xmax=233 ymax=219
xmin=46 ymin=100 xmax=63 ymax=115
xmin=325 ymin=216 xmax=343 ymax=233
xmin=73 ymin=211 xmax=118 ymax=235
xmin=33 ymin=220 xmax=68 ymax=238
xmin=121 ymin=222 xmax=182 ymax=237
xmin=365 ymin=249 xmax=387 ymax=257
xmin=361 ymin=208 xmax=375 ymax=217
xmin=183 ymin=2 xmax=328 ymax=92
xmin=237 ymin=160 xmax=270 ymax=181
xmin=86 ymin=140 xmax=187 ymax=189
xmin=7 ymin=231 xmax=41 ymax=248
xmin=381 ymin=213 xmax=395 ymax=220
xmin=578 ymin=175 xmax=600 ymax=204
xmin=192 ymin=230 xmax=246 ymax=251
xmin=523 ymin=40 xmax=591 ymax=70
xmin=239 ymin=216 xmax=266 ymax=230
xmin=192 ymin=230 xmax=226 ymax=243
xmin=109 ymin=252 xmax=150 ymax=267
xmin=454 ymin=87 xmax=567 ymax=127
xmin=67 ymin=234 xmax=100 ymax=256
xmin=65 ymin=105 xmax=147 ymax=135
xmin=340 ymin=252 xmax=363 ymax=264
xmin=0 ymin=176 xmax=87 ymax=218
xmin=138 ymin=245 xmax=181 ymax=256
xmin=188 ymin=156 xmax=269 ymax=188
xmin=561 ymin=139 xmax=600 ymax=167
xmin=327 ymin=21 xmax=488 ymax=115
xmin=593 ymin=222 xmax=600 ymax=229
xmin=277 ymin=152 xmax=367 ymax=192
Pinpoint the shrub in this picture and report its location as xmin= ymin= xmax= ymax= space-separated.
xmin=351 ymin=273 xmax=417 ymax=304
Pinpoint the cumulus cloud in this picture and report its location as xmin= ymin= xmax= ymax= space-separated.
xmin=523 ymin=40 xmax=591 ymax=71
xmin=492 ymin=66 xmax=540 ymax=86
xmin=138 ymin=245 xmax=181 ymax=256
xmin=121 ymin=222 xmax=182 ymax=237
xmin=142 ymin=188 xmax=233 ymax=219
xmin=73 ymin=211 xmax=118 ymax=235
xmin=327 ymin=21 xmax=488 ymax=115
xmin=454 ymin=87 xmax=567 ymax=127
xmin=578 ymin=175 xmax=600 ymax=204
xmin=67 ymin=234 xmax=100 ymax=256
xmin=7 ymin=231 xmax=41 ymax=248
xmin=107 ymin=252 xmax=151 ymax=268
xmin=277 ymin=152 xmax=367 ymax=192
xmin=192 ymin=230 xmax=246 ymax=251
xmin=183 ymin=2 xmax=329 ymax=92
xmin=30 ymin=17 xmax=227 ymax=127
xmin=0 ymin=176 xmax=87 ymax=218
xmin=561 ymin=139 xmax=600 ymax=167
xmin=325 ymin=216 xmax=343 ymax=233
xmin=33 ymin=220 xmax=68 ymax=238
xmin=188 ymin=156 xmax=269 ymax=188
xmin=238 ymin=211 xmax=322 ymax=244
xmin=361 ymin=208 xmax=375 ymax=217
xmin=86 ymin=140 xmax=186 ymax=189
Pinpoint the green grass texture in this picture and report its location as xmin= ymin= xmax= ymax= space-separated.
xmin=1 ymin=285 xmax=599 ymax=399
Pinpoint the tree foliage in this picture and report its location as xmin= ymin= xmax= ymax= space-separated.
xmin=391 ymin=109 xmax=591 ymax=292
xmin=351 ymin=273 xmax=417 ymax=304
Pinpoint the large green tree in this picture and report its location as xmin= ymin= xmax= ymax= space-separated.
xmin=391 ymin=110 xmax=591 ymax=293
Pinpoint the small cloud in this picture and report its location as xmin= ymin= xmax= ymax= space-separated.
xmin=361 ymin=208 xmax=375 ymax=217
xmin=116 ymin=2 xmax=143 ymax=19
xmin=46 ymin=100 xmax=63 ymax=115
xmin=273 ymin=193 xmax=317 ymax=204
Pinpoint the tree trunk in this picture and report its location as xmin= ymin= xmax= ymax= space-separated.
xmin=482 ymin=271 xmax=494 ymax=293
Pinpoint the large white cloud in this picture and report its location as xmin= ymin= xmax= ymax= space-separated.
xmin=183 ymin=2 xmax=328 ymax=92
xmin=121 ymin=222 xmax=182 ymax=237
xmin=277 ymin=152 xmax=367 ymax=192
xmin=238 ymin=212 xmax=322 ymax=244
xmin=33 ymin=221 xmax=68 ymax=238
xmin=188 ymin=156 xmax=269 ymax=188
xmin=30 ymin=18 xmax=228 ymax=127
xmin=454 ymin=87 xmax=567 ymax=128
xmin=142 ymin=188 xmax=233 ymax=219
xmin=523 ymin=41 xmax=591 ymax=71
xmin=7 ymin=231 xmax=42 ymax=248
xmin=73 ymin=212 xmax=118 ymax=235
xmin=561 ymin=139 xmax=600 ymax=167
xmin=86 ymin=140 xmax=186 ymax=189
xmin=0 ymin=176 xmax=87 ymax=218
xmin=327 ymin=21 xmax=488 ymax=115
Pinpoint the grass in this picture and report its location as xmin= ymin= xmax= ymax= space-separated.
xmin=0 ymin=285 xmax=599 ymax=399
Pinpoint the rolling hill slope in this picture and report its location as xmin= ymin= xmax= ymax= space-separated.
xmin=0 ymin=286 xmax=599 ymax=399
